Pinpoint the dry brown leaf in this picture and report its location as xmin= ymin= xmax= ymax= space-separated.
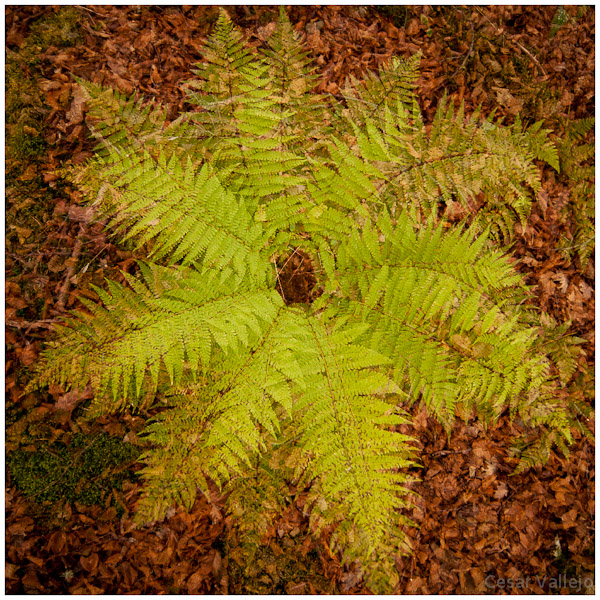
xmin=21 ymin=570 xmax=44 ymax=593
xmin=561 ymin=508 xmax=578 ymax=529
xmin=186 ymin=568 xmax=207 ymax=594
xmin=55 ymin=385 xmax=93 ymax=412
xmin=68 ymin=204 xmax=95 ymax=223
xmin=18 ymin=344 xmax=38 ymax=366
xmin=66 ymin=86 xmax=86 ymax=125
xmin=493 ymin=481 xmax=509 ymax=500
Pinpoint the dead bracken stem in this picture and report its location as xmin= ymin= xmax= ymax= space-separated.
xmin=474 ymin=6 xmax=547 ymax=76
xmin=55 ymin=224 xmax=86 ymax=313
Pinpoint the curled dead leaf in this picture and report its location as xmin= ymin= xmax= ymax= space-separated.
xmin=68 ymin=205 xmax=95 ymax=223
xmin=66 ymin=87 xmax=87 ymax=125
xmin=55 ymin=385 xmax=93 ymax=412
xmin=18 ymin=344 xmax=38 ymax=367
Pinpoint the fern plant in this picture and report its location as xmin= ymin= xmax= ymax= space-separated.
xmin=549 ymin=5 xmax=589 ymax=39
xmin=32 ymin=9 xmax=589 ymax=590
xmin=555 ymin=117 xmax=595 ymax=268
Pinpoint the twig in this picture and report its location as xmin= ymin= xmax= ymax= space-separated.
xmin=74 ymin=5 xmax=108 ymax=17
xmin=274 ymin=247 xmax=302 ymax=304
xmin=422 ymin=449 xmax=471 ymax=457
xmin=474 ymin=6 xmax=546 ymax=76
xmin=55 ymin=224 xmax=86 ymax=313
xmin=6 ymin=319 xmax=59 ymax=330
xmin=512 ymin=39 xmax=547 ymax=76
xmin=449 ymin=22 xmax=475 ymax=80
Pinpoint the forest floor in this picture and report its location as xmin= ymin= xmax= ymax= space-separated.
xmin=5 ymin=5 xmax=595 ymax=594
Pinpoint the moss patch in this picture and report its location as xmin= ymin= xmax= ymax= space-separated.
xmin=27 ymin=6 xmax=82 ymax=51
xmin=5 ymin=52 xmax=47 ymax=170
xmin=6 ymin=7 xmax=82 ymax=161
xmin=227 ymin=541 xmax=331 ymax=594
xmin=7 ymin=432 xmax=140 ymax=512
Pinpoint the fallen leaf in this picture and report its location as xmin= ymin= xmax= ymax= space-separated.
xmin=55 ymin=386 xmax=93 ymax=412
xmin=80 ymin=552 xmax=99 ymax=573
xmin=18 ymin=344 xmax=38 ymax=366
xmin=493 ymin=481 xmax=509 ymax=500
xmin=68 ymin=205 xmax=95 ymax=223
xmin=22 ymin=570 xmax=44 ymax=593
xmin=561 ymin=508 xmax=578 ymax=529
xmin=186 ymin=569 xmax=206 ymax=594
xmin=66 ymin=86 xmax=86 ymax=124
xmin=493 ymin=86 xmax=523 ymax=115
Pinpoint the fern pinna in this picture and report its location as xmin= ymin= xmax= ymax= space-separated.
xmin=32 ymin=9 xmax=589 ymax=588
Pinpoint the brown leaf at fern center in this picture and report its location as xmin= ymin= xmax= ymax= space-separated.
xmin=275 ymin=249 xmax=322 ymax=305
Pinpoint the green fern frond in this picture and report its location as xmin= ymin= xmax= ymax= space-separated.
xmin=337 ymin=90 xmax=556 ymax=237
xmin=31 ymin=263 xmax=282 ymax=412
xmin=85 ymin=149 xmax=270 ymax=281
xmin=76 ymin=78 xmax=169 ymax=157
xmin=556 ymin=117 xmax=595 ymax=267
xmin=340 ymin=53 xmax=420 ymax=126
xmin=135 ymin=307 xmax=304 ymax=522
xmin=517 ymin=117 xmax=560 ymax=171
xmin=186 ymin=9 xmax=255 ymax=112
xmin=535 ymin=312 xmax=586 ymax=385
xmin=262 ymin=7 xmax=328 ymax=149
xmin=181 ymin=16 xmax=319 ymax=244
xmin=325 ymin=211 xmax=546 ymax=427
xmin=294 ymin=313 xmax=417 ymax=558
xmin=511 ymin=429 xmax=564 ymax=475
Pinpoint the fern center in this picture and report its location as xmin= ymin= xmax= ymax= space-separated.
xmin=275 ymin=248 xmax=321 ymax=305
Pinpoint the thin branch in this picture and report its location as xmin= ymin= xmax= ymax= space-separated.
xmin=474 ymin=6 xmax=546 ymax=76
xmin=6 ymin=319 xmax=59 ymax=330
xmin=55 ymin=225 xmax=86 ymax=313
xmin=449 ymin=23 xmax=475 ymax=80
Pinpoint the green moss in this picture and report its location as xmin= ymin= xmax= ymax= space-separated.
xmin=5 ymin=406 xmax=28 ymax=429
xmin=5 ymin=8 xmax=88 ymax=283
xmin=7 ymin=432 xmax=140 ymax=512
xmin=12 ymin=127 xmax=47 ymax=160
xmin=372 ymin=6 xmax=409 ymax=28
xmin=226 ymin=540 xmax=331 ymax=594
xmin=6 ymin=7 xmax=83 ymax=167
xmin=256 ymin=8 xmax=280 ymax=26
xmin=5 ymin=54 xmax=47 ymax=166
xmin=27 ymin=6 xmax=83 ymax=55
